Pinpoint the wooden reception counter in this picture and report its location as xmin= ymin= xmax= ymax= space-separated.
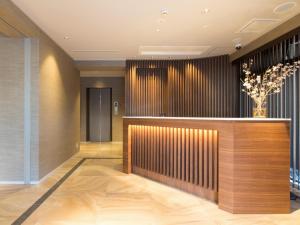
xmin=123 ymin=117 xmax=290 ymax=214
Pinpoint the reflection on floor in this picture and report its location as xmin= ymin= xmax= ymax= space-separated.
xmin=0 ymin=142 xmax=299 ymax=225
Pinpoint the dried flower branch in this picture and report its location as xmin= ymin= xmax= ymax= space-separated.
xmin=241 ymin=59 xmax=300 ymax=112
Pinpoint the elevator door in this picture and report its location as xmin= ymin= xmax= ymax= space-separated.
xmin=88 ymin=88 xmax=112 ymax=142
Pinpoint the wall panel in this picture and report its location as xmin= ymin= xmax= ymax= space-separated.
xmin=126 ymin=55 xmax=239 ymax=117
xmin=130 ymin=125 xmax=219 ymax=202
xmin=236 ymin=28 xmax=300 ymax=194
xmin=0 ymin=38 xmax=24 ymax=181
xmin=0 ymin=0 xmax=80 ymax=182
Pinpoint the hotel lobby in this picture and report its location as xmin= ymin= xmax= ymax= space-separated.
xmin=1 ymin=0 xmax=300 ymax=224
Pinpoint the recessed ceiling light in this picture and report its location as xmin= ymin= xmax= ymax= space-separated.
xmin=156 ymin=28 xmax=161 ymax=32
xmin=139 ymin=46 xmax=210 ymax=56
xmin=161 ymin=9 xmax=168 ymax=16
xmin=274 ymin=2 xmax=296 ymax=13
xmin=201 ymin=8 xmax=210 ymax=14
xmin=64 ymin=36 xmax=70 ymax=40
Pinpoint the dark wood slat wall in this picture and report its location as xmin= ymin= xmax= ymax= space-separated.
xmin=131 ymin=125 xmax=219 ymax=201
xmin=236 ymin=28 xmax=300 ymax=192
xmin=125 ymin=55 xmax=239 ymax=117
xmin=134 ymin=68 xmax=168 ymax=116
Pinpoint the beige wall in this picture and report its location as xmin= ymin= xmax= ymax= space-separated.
xmin=0 ymin=0 xmax=80 ymax=182
xmin=0 ymin=37 xmax=40 ymax=182
xmin=39 ymin=37 xmax=80 ymax=179
xmin=0 ymin=38 xmax=24 ymax=181
xmin=80 ymin=77 xmax=124 ymax=142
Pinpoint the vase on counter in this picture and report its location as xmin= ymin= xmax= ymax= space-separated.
xmin=252 ymin=99 xmax=267 ymax=118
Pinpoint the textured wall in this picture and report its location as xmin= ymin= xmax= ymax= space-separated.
xmin=39 ymin=37 xmax=80 ymax=179
xmin=29 ymin=38 xmax=39 ymax=182
xmin=0 ymin=38 xmax=24 ymax=181
xmin=126 ymin=56 xmax=239 ymax=117
xmin=0 ymin=0 xmax=81 ymax=182
xmin=80 ymin=77 xmax=125 ymax=142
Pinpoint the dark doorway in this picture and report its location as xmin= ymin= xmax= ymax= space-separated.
xmin=87 ymin=88 xmax=112 ymax=142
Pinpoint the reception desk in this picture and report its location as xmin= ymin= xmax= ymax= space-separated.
xmin=123 ymin=117 xmax=290 ymax=214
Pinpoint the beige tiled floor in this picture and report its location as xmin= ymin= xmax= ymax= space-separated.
xmin=1 ymin=142 xmax=300 ymax=225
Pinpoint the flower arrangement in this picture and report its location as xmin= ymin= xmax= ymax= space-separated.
xmin=241 ymin=59 xmax=300 ymax=117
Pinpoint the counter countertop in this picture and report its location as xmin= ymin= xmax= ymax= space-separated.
xmin=123 ymin=116 xmax=291 ymax=122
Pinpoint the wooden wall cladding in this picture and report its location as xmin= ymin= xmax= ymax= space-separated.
xmin=135 ymin=68 xmax=168 ymax=116
xmin=130 ymin=125 xmax=218 ymax=202
xmin=125 ymin=55 xmax=239 ymax=117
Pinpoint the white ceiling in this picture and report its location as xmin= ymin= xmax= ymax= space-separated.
xmin=11 ymin=0 xmax=300 ymax=60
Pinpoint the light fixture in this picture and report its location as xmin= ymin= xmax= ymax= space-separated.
xmin=273 ymin=2 xmax=296 ymax=13
xmin=156 ymin=28 xmax=161 ymax=32
xmin=232 ymin=38 xmax=242 ymax=50
xmin=201 ymin=8 xmax=210 ymax=14
xmin=139 ymin=46 xmax=210 ymax=56
xmin=64 ymin=36 xmax=70 ymax=40
xmin=72 ymin=50 xmax=119 ymax=53
xmin=161 ymin=9 xmax=168 ymax=16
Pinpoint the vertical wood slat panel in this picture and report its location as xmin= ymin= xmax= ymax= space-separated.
xmin=166 ymin=127 xmax=169 ymax=176
xmin=237 ymin=30 xmax=300 ymax=191
xmin=204 ymin=130 xmax=208 ymax=188
xmin=170 ymin=127 xmax=173 ymax=177
xmin=190 ymin=129 xmax=194 ymax=184
xmin=194 ymin=129 xmax=199 ymax=185
xmin=174 ymin=128 xmax=178 ymax=179
xmin=125 ymin=56 xmax=239 ymax=118
xmin=199 ymin=129 xmax=203 ymax=187
xmin=181 ymin=128 xmax=185 ymax=181
xmin=208 ymin=130 xmax=213 ymax=190
xmin=131 ymin=125 xmax=219 ymax=201
xmin=185 ymin=128 xmax=189 ymax=182
xmin=132 ymin=126 xmax=135 ymax=167
xmin=160 ymin=127 xmax=163 ymax=174
xmin=177 ymin=128 xmax=181 ymax=180
xmin=213 ymin=130 xmax=219 ymax=191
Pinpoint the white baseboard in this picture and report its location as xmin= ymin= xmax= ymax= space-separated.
xmin=0 ymin=181 xmax=25 ymax=184
xmin=1 ymin=152 xmax=81 ymax=185
xmin=30 ymin=169 xmax=55 ymax=184
xmin=29 ymin=181 xmax=40 ymax=185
